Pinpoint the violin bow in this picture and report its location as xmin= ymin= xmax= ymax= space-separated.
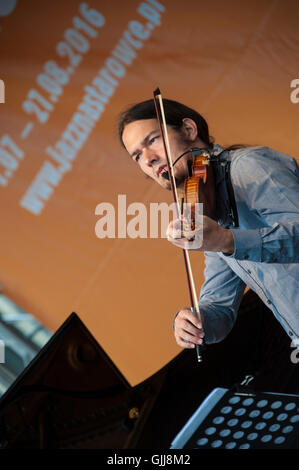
xmin=153 ymin=88 xmax=204 ymax=362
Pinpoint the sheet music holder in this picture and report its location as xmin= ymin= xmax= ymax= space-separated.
xmin=171 ymin=387 xmax=299 ymax=449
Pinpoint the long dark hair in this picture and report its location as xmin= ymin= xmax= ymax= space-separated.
xmin=118 ymin=98 xmax=246 ymax=151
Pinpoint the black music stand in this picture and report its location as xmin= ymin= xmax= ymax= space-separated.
xmin=171 ymin=387 xmax=299 ymax=449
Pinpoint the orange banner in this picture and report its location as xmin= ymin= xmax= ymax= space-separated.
xmin=0 ymin=0 xmax=299 ymax=385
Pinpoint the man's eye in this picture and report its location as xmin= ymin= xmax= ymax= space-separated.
xmin=149 ymin=136 xmax=158 ymax=144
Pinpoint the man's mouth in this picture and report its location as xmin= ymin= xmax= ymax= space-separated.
xmin=156 ymin=164 xmax=168 ymax=177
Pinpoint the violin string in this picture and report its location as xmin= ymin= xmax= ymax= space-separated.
xmin=156 ymin=93 xmax=181 ymax=218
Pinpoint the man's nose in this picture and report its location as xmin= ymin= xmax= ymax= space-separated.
xmin=143 ymin=148 xmax=159 ymax=166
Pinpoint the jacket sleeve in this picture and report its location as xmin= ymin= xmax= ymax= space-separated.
xmin=199 ymin=251 xmax=246 ymax=344
xmin=226 ymin=147 xmax=299 ymax=263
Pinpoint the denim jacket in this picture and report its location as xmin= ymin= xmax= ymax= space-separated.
xmin=199 ymin=145 xmax=299 ymax=344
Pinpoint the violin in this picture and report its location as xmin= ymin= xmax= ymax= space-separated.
xmin=184 ymin=148 xmax=216 ymax=224
xmin=153 ymin=88 xmax=216 ymax=362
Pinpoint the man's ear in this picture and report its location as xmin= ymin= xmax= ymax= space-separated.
xmin=181 ymin=118 xmax=198 ymax=141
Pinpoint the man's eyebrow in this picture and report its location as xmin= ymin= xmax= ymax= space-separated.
xmin=130 ymin=130 xmax=158 ymax=159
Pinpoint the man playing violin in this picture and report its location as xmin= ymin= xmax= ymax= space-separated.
xmin=119 ymin=98 xmax=299 ymax=361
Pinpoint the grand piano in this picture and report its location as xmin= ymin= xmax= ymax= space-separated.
xmin=0 ymin=290 xmax=297 ymax=449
